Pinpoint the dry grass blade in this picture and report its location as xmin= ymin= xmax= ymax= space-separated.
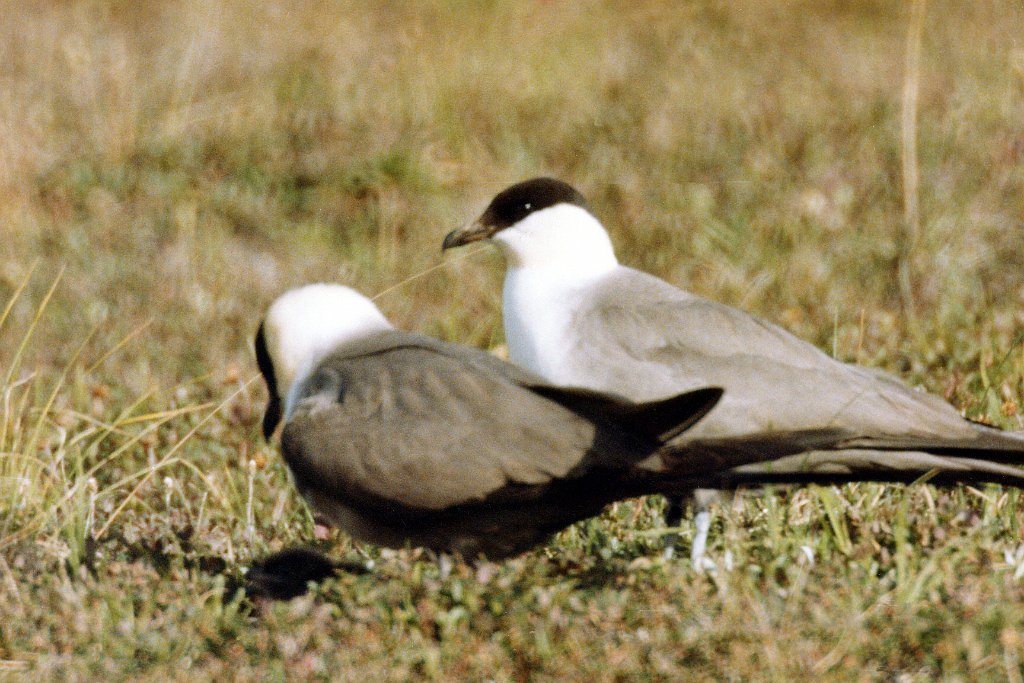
xmin=1 ymin=265 xmax=64 ymax=391
xmin=898 ymin=0 xmax=927 ymax=319
xmin=0 ymin=261 xmax=38 ymax=335
xmin=94 ymin=375 xmax=259 ymax=540
xmin=22 ymin=323 xmax=99 ymax=460
xmin=371 ymin=245 xmax=489 ymax=302
xmin=83 ymin=318 xmax=154 ymax=374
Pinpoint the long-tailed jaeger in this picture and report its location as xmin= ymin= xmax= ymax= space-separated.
xmin=442 ymin=177 xmax=1024 ymax=565
xmin=255 ymin=283 xmax=734 ymax=560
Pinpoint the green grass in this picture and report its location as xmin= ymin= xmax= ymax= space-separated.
xmin=3 ymin=0 xmax=1024 ymax=679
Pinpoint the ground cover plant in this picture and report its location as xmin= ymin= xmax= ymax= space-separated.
xmin=2 ymin=1 xmax=1024 ymax=680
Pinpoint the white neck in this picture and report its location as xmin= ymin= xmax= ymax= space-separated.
xmin=494 ymin=205 xmax=620 ymax=381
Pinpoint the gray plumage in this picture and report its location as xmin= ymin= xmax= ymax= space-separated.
xmin=565 ymin=267 xmax=1023 ymax=450
xmin=276 ymin=330 xmax=725 ymax=559
xmin=257 ymin=285 xmax=1024 ymax=561
xmin=442 ymin=177 xmax=1024 ymax=562
xmin=441 ymin=177 xmax=1024 ymax=467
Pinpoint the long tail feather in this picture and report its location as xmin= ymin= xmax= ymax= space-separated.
xmin=657 ymin=448 xmax=1024 ymax=493
xmin=657 ymin=428 xmax=1024 ymax=493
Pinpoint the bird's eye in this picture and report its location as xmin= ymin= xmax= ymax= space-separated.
xmin=524 ymin=203 xmax=532 ymax=210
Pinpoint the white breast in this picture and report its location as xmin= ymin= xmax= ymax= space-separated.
xmin=503 ymin=266 xmax=593 ymax=384
xmin=490 ymin=202 xmax=621 ymax=384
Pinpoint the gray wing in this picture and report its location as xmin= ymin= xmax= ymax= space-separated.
xmin=326 ymin=329 xmax=549 ymax=386
xmin=573 ymin=267 xmax=1002 ymax=444
xmin=280 ymin=342 xmax=649 ymax=512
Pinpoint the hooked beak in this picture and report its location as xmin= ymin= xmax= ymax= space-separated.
xmin=442 ymin=218 xmax=496 ymax=251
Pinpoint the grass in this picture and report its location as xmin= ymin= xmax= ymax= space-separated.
xmin=2 ymin=0 xmax=1024 ymax=679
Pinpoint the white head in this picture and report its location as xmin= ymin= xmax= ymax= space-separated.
xmin=255 ymin=284 xmax=393 ymax=436
xmin=442 ymin=177 xmax=619 ymax=276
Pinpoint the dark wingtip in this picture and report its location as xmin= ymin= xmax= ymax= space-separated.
xmin=644 ymin=386 xmax=724 ymax=443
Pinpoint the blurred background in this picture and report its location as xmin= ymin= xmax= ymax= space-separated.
xmin=1 ymin=1 xmax=1022 ymax=396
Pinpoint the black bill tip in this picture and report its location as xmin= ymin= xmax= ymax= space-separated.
xmin=442 ymin=220 xmax=493 ymax=251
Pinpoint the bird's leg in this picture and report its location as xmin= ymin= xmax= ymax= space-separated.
xmin=438 ymin=553 xmax=454 ymax=580
xmin=690 ymin=509 xmax=712 ymax=571
xmin=689 ymin=489 xmax=721 ymax=571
